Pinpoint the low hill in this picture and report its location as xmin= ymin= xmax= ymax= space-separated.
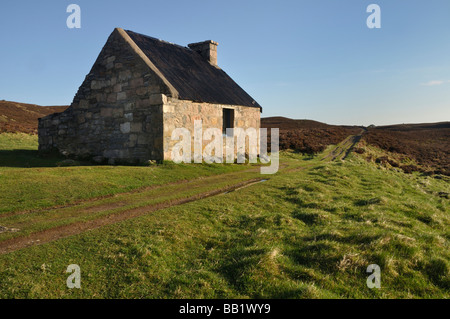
xmin=261 ymin=116 xmax=362 ymax=154
xmin=363 ymin=122 xmax=450 ymax=175
xmin=261 ymin=116 xmax=333 ymax=129
xmin=372 ymin=122 xmax=450 ymax=131
xmin=0 ymin=100 xmax=69 ymax=134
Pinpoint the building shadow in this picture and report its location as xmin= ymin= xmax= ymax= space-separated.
xmin=0 ymin=149 xmax=63 ymax=168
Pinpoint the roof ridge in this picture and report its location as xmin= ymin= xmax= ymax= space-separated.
xmin=124 ymin=29 xmax=192 ymax=52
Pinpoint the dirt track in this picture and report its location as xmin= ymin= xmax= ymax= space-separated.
xmin=0 ymin=175 xmax=265 ymax=255
xmin=0 ymin=133 xmax=360 ymax=255
xmin=321 ymin=129 xmax=365 ymax=161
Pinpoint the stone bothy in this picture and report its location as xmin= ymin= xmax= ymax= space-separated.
xmin=38 ymin=28 xmax=261 ymax=164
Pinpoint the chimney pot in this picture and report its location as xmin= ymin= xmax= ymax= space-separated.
xmin=188 ymin=40 xmax=218 ymax=66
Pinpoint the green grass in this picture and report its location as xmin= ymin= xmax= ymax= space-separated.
xmin=0 ymin=133 xmax=251 ymax=214
xmin=0 ymin=170 xmax=265 ymax=242
xmin=0 ymin=133 xmax=449 ymax=298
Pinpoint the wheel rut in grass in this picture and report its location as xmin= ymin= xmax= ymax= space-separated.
xmin=0 ymin=176 xmax=266 ymax=255
xmin=0 ymin=167 xmax=261 ymax=219
xmin=0 ymin=156 xmax=291 ymax=254
xmin=321 ymin=129 xmax=366 ymax=161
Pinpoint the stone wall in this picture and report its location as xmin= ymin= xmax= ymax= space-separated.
xmin=38 ymin=29 xmax=170 ymax=164
xmin=163 ymin=97 xmax=261 ymax=161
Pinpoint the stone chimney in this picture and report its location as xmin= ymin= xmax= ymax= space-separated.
xmin=188 ymin=40 xmax=218 ymax=66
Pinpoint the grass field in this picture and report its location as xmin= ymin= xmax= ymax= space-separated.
xmin=0 ymin=133 xmax=449 ymax=298
xmin=0 ymin=133 xmax=253 ymax=214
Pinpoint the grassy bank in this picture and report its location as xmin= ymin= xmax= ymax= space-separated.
xmin=0 ymin=133 xmax=448 ymax=298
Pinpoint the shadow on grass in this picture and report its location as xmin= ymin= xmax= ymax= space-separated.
xmin=0 ymin=150 xmax=63 ymax=168
xmin=284 ymin=242 xmax=341 ymax=274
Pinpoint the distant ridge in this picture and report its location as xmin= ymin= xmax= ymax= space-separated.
xmin=372 ymin=122 xmax=450 ymax=131
xmin=261 ymin=116 xmax=334 ymax=129
xmin=0 ymin=100 xmax=69 ymax=134
xmin=261 ymin=116 xmax=362 ymax=130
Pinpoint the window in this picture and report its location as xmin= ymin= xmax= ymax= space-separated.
xmin=222 ymin=108 xmax=235 ymax=136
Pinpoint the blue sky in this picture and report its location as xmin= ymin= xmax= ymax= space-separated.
xmin=1 ymin=0 xmax=449 ymax=125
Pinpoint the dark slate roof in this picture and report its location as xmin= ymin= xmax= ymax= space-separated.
xmin=125 ymin=30 xmax=261 ymax=109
